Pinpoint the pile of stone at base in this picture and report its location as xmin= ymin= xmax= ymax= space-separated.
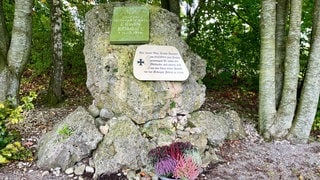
xmin=36 ymin=2 xmax=246 ymax=179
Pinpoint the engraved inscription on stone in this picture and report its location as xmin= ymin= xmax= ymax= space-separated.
xmin=133 ymin=45 xmax=189 ymax=81
xmin=110 ymin=7 xmax=149 ymax=44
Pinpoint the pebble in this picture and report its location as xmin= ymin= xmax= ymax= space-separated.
xmin=41 ymin=171 xmax=50 ymax=177
xmin=89 ymin=158 xmax=94 ymax=167
xmin=65 ymin=167 xmax=74 ymax=175
xmin=100 ymin=108 xmax=114 ymax=119
xmin=74 ymin=164 xmax=86 ymax=175
xmin=99 ymin=124 xmax=109 ymax=135
xmin=51 ymin=167 xmax=61 ymax=177
xmin=88 ymin=103 xmax=100 ymax=117
xmin=85 ymin=166 xmax=95 ymax=174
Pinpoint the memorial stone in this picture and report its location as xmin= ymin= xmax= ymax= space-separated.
xmin=110 ymin=7 xmax=149 ymax=44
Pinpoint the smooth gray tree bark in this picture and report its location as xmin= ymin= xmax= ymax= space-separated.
xmin=288 ymin=0 xmax=320 ymax=143
xmin=271 ymin=0 xmax=302 ymax=137
xmin=260 ymin=0 xmax=320 ymax=143
xmin=259 ymin=0 xmax=277 ymax=138
xmin=0 ymin=0 xmax=33 ymax=106
xmin=275 ymin=0 xmax=288 ymax=107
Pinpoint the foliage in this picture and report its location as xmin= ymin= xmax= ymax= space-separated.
xmin=148 ymin=142 xmax=201 ymax=179
xmin=184 ymin=0 xmax=260 ymax=90
xmin=2 ymin=0 xmax=14 ymax=33
xmin=0 ymin=141 xmax=32 ymax=164
xmin=169 ymin=100 xmax=176 ymax=109
xmin=30 ymin=0 xmax=51 ymax=77
xmin=312 ymin=104 xmax=320 ymax=132
xmin=0 ymin=92 xmax=36 ymax=164
xmin=300 ymin=0 xmax=315 ymax=74
xmin=57 ymin=124 xmax=74 ymax=139
xmin=30 ymin=1 xmax=88 ymax=83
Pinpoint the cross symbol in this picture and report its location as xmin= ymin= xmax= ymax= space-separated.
xmin=137 ymin=59 xmax=144 ymax=66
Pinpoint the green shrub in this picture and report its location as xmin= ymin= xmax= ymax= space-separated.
xmin=0 ymin=92 xmax=36 ymax=164
xmin=57 ymin=124 xmax=74 ymax=140
xmin=312 ymin=107 xmax=320 ymax=132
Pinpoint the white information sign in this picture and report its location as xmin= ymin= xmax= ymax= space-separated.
xmin=133 ymin=45 xmax=189 ymax=81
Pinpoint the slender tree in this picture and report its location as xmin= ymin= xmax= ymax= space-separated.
xmin=259 ymin=0 xmax=320 ymax=143
xmin=47 ymin=0 xmax=63 ymax=105
xmin=0 ymin=0 xmax=9 ymax=66
xmin=287 ymin=0 xmax=320 ymax=143
xmin=161 ymin=0 xmax=180 ymax=17
xmin=259 ymin=0 xmax=277 ymax=138
xmin=0 ymin=0 xmax=33 ymax=106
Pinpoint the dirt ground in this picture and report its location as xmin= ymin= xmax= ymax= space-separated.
xmin=0 ymin=89 xmax=319 ymax=180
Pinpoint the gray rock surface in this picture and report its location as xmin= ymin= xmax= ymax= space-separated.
xmin=36 ymin=107 xmax=103 ymax=170
xmin=189 ymin=110 xmax=245 ymax=146
xmin=84 ymin=2 xmax=206 ymax=124
xmin=93 ymin=116 xmax=153 ymax=175
xmin=223 ymin=110 xmax=246 ymax=140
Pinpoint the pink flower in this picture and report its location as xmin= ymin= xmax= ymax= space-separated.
xmin=173 ymin=156 xmax=200 ymax=180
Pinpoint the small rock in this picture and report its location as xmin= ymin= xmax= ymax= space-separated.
xmin=74 ymin=164 xmax=86 ymax=176
xmin=17 ymin=162 xmax=24 ymax=169
xmin=176 ymin=130 xmax=189 ymax=138
xmin=99 ymin=124 xmax=109 ymax=135
xmin=126 ymin=170 xmax=136 ymax=179
xmin=41 ymin=171 xmax=50 ymax=177
xmin=88 ymin=102 xmax=100 ymax=117
xmin=85 ymin=166 xmax=95 ymax=174
xmin=176 ymin=123 xmax=185 ymax=130
xmin=190 ymin=127 xmax=201 ymax=134
xmin=95 ymin=117 xmax=106 ymax=127
xmin=52 ymin=167 xmax=61 ymax=177
xmin=88 ymin=158 xmax=94 ymax=167
xmin=65 ymin=167 xmax=74 ymax=175
xmin=99 ymin=108 xmax=114 ymax=119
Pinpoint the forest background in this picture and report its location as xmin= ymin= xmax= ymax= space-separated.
xmin=0 ymin=0 xmax=320 ymax=164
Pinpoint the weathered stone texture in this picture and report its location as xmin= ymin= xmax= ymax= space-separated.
xmin=84 ymin=2 xmax=206 ymax=124
xmin=37 ymin=107 xmax=103 ymax=170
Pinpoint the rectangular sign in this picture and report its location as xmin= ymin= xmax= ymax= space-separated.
xmin=133 ymin=45 xmax=189 ymax=81
xmin=110 ymin=7 xmax=149 ymax=44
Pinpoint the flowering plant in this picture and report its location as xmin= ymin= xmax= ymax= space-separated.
xmin=147 ymin=142 xmax=202 ymax=180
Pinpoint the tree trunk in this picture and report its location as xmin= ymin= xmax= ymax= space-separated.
xmin=275 ymin=0 xmax=288 ymax=107
xmin=161 ymin=0 xmax=180 ymax=17
xmin=287 ymin=0 xmax=320 ymax=143
xmin=0 ymin=0 xmax=9 ymax=102
xmin=47 ymin=0 xmax=63 ymax=105
xmin=5 ymin=0 xmax=33 ymax=106
xmin=270 ymin=0 xmax=302 ymax=137
xmin=259 ymin=0 xmax=277 ymax=138
xmin=0 ymin=0 xmax=9 ymax=67
xmin=260 ymin=0 xmax=320 ymax=143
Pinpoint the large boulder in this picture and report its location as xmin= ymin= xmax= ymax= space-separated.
xmin=189 ymin=110 xmax=246 ymax=146
xmin=35 ymin=2 xmax=246 ymax=178
xmin=93 ymin=116 xmax=153 ymax=175
xmin=84 ymin=2 xmax=206 ymax=124
xmin=37 ymin=107 xmax=103 ymax=170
